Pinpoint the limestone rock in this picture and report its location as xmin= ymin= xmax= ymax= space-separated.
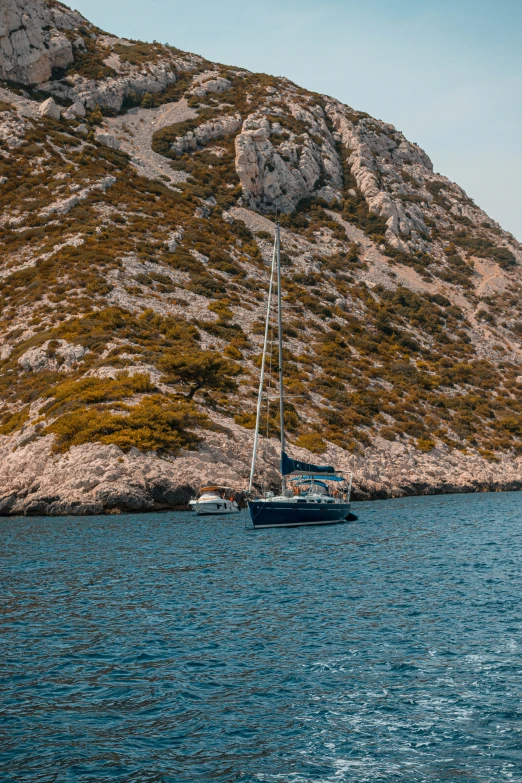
xmin=0 ymin=0 xmax=84 ymax=85
xmin=167 ymin=228 xmax=184 ymax=252
xmin=40 ymin=194 xmax=80 ymax=217
xmin=0 ymin=436 xmax=197 ymax=517
xmin=325 ymin=100 xmax=435 ymax=253
xmin=40 ymin=175 xmax=116 ymax=217
xmin=235 ymin=109 xmax=342 ymax=213
xmin=47 ymin=62 xmax=181 ymax=113
xmin=18 ymin=340 xmax=87 ymax=373
xmin=1 ymin=418 xmax=522 ymax=517
xmin=190 ymin=77 xmax=231 ymax=98
xmin=38 ymin=97 xmax=60 ymax=120
xmin=62 ymin=101 xmax=85 ymax=120
xmin=95 ymin=132 xmax=121 ymax=149
xmin=168 ymin=113 xmax=241 ymax=156
xmin=0 ymin=1 xmax=184 ymax=111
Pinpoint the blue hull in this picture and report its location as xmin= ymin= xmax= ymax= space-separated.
xmin=249 ymin=500 xmax=351 ymax=528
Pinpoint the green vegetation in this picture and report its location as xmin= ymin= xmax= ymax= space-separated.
xmin=55 ymin=29 xmax=117 ymax=81
xmin=42 ymin=373 xmax=155 ymax=416
xmin=46 ymin=396 xmax=207 ymax=454
xmin=452 ymin=231 xmax=516 ymax=268
xmin=113 ymin=42 xmax=179 ymax=66
xmin=0 ymin=407 xmax=29 ymax=435
xmin=159 ymin=351 xmax=241 ymax=400
xmin=295 ymin=432 xmax=327 ymax=454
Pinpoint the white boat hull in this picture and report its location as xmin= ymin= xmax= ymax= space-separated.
xmin=189 ymin=499 xmax=240 ymax=516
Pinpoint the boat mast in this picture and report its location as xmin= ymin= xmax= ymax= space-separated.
xmin=248 ymin=232 xmax=277 ymax=493
xmin=276 ymin=222 xmax=286 ymax=494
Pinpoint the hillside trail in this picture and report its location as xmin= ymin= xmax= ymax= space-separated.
xmin=106 ymin=99 xmax=197 ymax=185
xmin=474 ymin=259 xmax=506 ymax=299
xmin=327 ymin=209 xmax=473 ymax=309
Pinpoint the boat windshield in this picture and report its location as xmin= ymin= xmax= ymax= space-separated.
xmin=291 ymin=479 xmax=329 ymax=496
xmin=199 ymin=487 xmax=225 ymax=498
xmin=289 ymin=477 xmax=350 ymax=498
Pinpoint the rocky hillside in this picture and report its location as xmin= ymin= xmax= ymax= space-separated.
xmin=1 ymin=0 xmax=522 ymax=515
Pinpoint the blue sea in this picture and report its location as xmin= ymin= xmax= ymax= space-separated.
xmin=1 ymin=492 xmax=521 ymax=782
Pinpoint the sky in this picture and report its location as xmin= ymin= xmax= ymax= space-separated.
xmin=71 ymin=0 xmax=521 ymax=240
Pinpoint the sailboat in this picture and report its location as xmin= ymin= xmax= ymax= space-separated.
xmin=247 ymin=223 xmax=353 ymax=529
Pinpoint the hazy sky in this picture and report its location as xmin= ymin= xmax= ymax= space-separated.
xmin=71 ymin=0 xmax=521 ymax=240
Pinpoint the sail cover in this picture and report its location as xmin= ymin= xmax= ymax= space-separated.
xmin=281 ymin=451 xmax=335 ymax=476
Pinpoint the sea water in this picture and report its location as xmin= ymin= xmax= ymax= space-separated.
xmin=1 ymin=492 xmax=521 ymax=782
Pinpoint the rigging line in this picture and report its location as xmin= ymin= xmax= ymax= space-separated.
xmin=248 ymin=232 xmax=277 ymax=494
xmin=266 ymin=306 xmax=274 ymax=441
xmin=276 ymin=222 xmax=286 ymax=494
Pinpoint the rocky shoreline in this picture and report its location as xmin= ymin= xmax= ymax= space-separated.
xmin=2 ymin=473 xmax=521 ymax=518
xmin=2 ymin=420 xmax=521 ymax=517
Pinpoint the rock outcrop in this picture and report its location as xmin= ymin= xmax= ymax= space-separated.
xmin=0 ymin=0 xmax=85 ymax=85
xmin=62 ymin=101 xmax=85 ymax=120
xmin=48 ymin=62 xmax=182 ymax=113
xmin=0 ymin=435 xmax=195 ymax=516
xmin=94 ymin=132 xmax=121 ymax=150
xmin=190 ymin=76 xmax=231 ymax=98
xmin=38 ymin=97 xmax=60 ymax=120
xmin=18 ymin=341 xmax=87 ymax=373
xmin=235 ymin=107 xmax=342 ymax=213
xmin=0 ymin=0 xmax=200 ymax=113
xmin=169 ymin=113 xmax=241 ymax=156
xmin=325 ymin=101 xmax=434 ymax=253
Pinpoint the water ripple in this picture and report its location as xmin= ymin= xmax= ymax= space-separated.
xmin=1 ymin=492 xmax=521 ymax=781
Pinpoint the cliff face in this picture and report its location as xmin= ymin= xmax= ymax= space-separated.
xmin=0 ymin=0 xmax=85 ymax=85
xmin=1 ymin=0 xmax=522 ymax=515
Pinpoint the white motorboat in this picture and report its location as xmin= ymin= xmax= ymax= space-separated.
xmin=189 ymin=487 xmax=240 ymax=515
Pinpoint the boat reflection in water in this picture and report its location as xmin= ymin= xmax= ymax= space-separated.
xmin=247 ymin=223 xmax=353 ymax=529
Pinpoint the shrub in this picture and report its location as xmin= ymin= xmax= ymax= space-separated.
xmin=453 ymin=231 xmax=516 ymax=268
xmin=0 ymin=407 xmax=29 ymax=435
xmin=224 ymin=344 xmax=243 ymax=360
xmin=141 ymin=92 xmax=156 ymax=109
xmin=234 ymin=411 xmax=256 ymax=430
xmin=113 ymin=42 xmax=168 ymax=65
xmin=295 ymin=432 xmax=327 ymax=454
xmin=60 ymin=32 xmax=116 ymax=81
xmin=46 ymin=396 xmax=207 ymax=454
xmin=43 ymin=373 xmax=155 ymax=416
xmin=159 ymin=350 xmax=241 ymax=399
xmin=417 ymin=436 xmax=436 ymax=452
